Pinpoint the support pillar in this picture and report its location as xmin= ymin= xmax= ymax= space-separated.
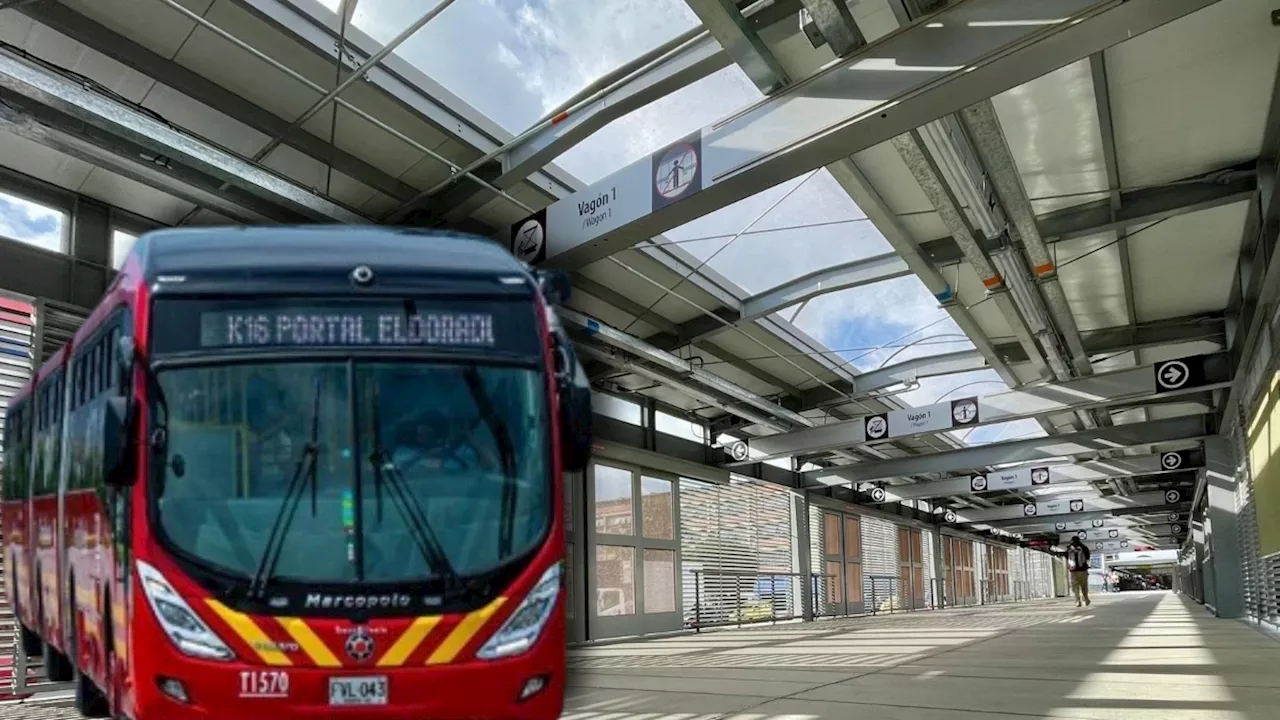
xmin=1202 ymin=435 xmax=1244 ymax=618
xmin=794 ymin=489 xmax=813 ymax=621
xmin=931 ymin=528 xmax=945 ymax=607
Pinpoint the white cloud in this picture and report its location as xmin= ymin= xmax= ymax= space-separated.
xmin=0 ymin=191 xmax=65 ymax=254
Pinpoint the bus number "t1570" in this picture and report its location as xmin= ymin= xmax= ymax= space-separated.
xmin=240 ymin=670 xmax=290 ymax=698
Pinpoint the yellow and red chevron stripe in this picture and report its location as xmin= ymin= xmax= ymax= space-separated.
xmin=205 ymin=598 xmax=507 ymax=668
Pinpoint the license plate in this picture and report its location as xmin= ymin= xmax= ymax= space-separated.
xmin=328 ymin=676 xmax=388 ymax=706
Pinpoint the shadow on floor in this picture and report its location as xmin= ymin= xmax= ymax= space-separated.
xmin=563 ymin=591 xmax=1280 ymax=719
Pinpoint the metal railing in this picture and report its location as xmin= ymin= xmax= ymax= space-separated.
xmin=688 ymin=570 xmax=811 ymax=631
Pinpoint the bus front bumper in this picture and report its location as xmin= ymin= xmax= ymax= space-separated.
xmin=136 ymin=650 xmax=565 ymax=720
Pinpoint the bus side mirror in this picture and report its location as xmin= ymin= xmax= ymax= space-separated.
xmin=552 ymin=330 xmax=592 ymax=473
xmin=537 ymin=269 xmax=571 ymax=307
xmin=102 ymin=395 xmax=136 ymax=487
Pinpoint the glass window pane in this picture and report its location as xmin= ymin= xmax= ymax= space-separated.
xmin=349 ymin=0 xmax=702 ymax=133
xmin=640 ymin=475 xmax=673 ymax=540
xmin=592 ymin=393 xmax=642 ymax=425
xmin=0 ymin=191 xmax=65 ymax=253
xmin=825 ymin=561 xmax=843 ymax=604
xmin=595 ymin=545 xmax=635 ymax=617
xmin=655 ymin=410 xmax=705 ymax=444
xmin=823 ymin=513 xmax=841 ymax=555
xmin=111 ymin=230 xmax=139 ymax=270
xmin=593 ymin=464 xmax=633 ymax=535
xmin=642 ymin=549 xmax=676 ymax=614
xmin=843 ymin=516 xmax=860 ymax=559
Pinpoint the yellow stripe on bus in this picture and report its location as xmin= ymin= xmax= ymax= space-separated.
xmin=425 ymin=598 xmax=506 ymax=666
xmin=205 ymin=600 xmax=292 ymax=666
xmin=377 ymin=616 xmax=441 ymax=667
xmin=277 ymin=617 xmax=341 ymax=667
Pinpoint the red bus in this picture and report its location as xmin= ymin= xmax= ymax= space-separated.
xmin=1 ymin=227 xmax=592 ymax=719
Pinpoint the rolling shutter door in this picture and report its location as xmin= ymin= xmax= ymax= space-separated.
xmin=680 ymin=477 xmax=797 ymax=626
xmin=0 ymin=296 xmax=33 ymax=460
xmin=860 ymin=516 xmax=898 ymax=611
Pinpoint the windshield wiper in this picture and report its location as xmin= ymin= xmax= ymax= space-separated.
xmin=247 ymin=376 xmax=322 ymax=599
xmin=461 ymin=365 xmax=518 ymax=557
xmin=366 ymin=385 xmax=460 ymax=590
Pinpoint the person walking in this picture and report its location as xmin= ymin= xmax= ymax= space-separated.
xmin=1066 ymin=537 xmax=1092 ymax=607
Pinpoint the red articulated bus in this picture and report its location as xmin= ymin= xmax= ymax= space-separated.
xmin=1 ymin=227 xmax=592 ymax=719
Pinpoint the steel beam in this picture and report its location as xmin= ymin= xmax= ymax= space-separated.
xmin=742 ymin=252 xmax=911 ymax=324
xmin=685 ymin=0 xmax=789 ymax=93
xmin=530 ymin=0 xmax=1222 ymax=270
xmin=0 ymin=45 xmax=365 ymax=223
xmin=18 ymin=1 xmax=418 ymax=204
xmin=878 ymin=450 xmax=1201 ymax=501
xmin=824 ymin=159 xmax=1020 ymax=387
xmin=741 ymin=353 xmax=1228 ymax=461
xmin=957 ymin=490 xmax=1184 ymax=523
xmin=916 ymin=170 xmax=1257 ymax=265
xmin=803 ymin=415 xmax=1211 ymax=486
xmin=982 ymin=502 xmax=1190 ymax=529
xmin=0 ymin=99 xmax=287 ymax=225
xmin=799 ymin=0 xmax=865 ymax=56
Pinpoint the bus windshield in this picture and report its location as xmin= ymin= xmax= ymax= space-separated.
xmin=152 ymin=361 xmax=550 ymax=585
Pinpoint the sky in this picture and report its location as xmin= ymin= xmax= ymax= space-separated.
xmin=0 ymin=192 xmax=65 ymax=254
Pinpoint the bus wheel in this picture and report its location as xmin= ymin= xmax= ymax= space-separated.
xmin=42 ymin=639 xmax=73 ymax=683
xmin=13 ymin=595 xmax=43 ymax=657
xmin=19 ymin=622 xmax=42 ymax=658
xmin=74 ymin=667 xmax=109 ymax=718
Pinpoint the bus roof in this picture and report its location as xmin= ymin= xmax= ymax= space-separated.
xmin=133 ymin=226 xmax=528 ymax=282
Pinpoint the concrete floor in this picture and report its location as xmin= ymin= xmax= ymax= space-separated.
xmin=564 ymin=591 xmax=1280 ymax=720
xmin=1 ymin=591 xmax=1274 ymax=718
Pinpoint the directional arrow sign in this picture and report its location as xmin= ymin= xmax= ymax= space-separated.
xmin=870 ymin=487 xmax=887 ymax=502
xmin=1153 ymin=356 xmax=1210 ymax=393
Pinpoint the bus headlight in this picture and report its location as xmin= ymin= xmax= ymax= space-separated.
xmin=476 ymin=562 xmax=561 ymax=660
xmin=136 ymin=560 xmax=235 ymax=661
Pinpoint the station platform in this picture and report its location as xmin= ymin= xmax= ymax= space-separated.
xmin=563 ymin=592 xmax=1280 ymax=720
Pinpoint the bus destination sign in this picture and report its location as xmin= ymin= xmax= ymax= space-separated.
xmin=202 ymin=310 xmax=497 ymax=349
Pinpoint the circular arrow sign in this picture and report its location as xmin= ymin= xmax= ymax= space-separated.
xmin=1165 ymin=489 xmax=1182 ymax=504
xmin=870 ymin=487 xmax=886 ymax=502
xmin=1023 ymin=504 xmax=1038 ymax=516
xmin=1077 ymin=530 xmax=1088 ymax=538
xmin=970 ymin=475 xmax=988 ymax=492
xmin=1120 ymin=540 xmax=1130 ymax=548
xmin=1156 ymin=359 xmax=1190 ymax=391
xmin=1161 ymin=452 xmax=1183 ymax=470
xmin=1109 ymin=529 xmax=1120 ymax=538
xmin=944 ymin=510 xmax=958 ymax=523
xmin=1069 ymin=499 xmax=1085 ymax=512
xmin=1172 ymin=523 xmax=1183 ymax=533
xmin=1168 ymin=512 xmax=1180 ymax=521
xmin=1031 ymin=468 xmax=1050 ymax=485
xmin=1055 ymin=522 xmax=1067 ymax=531
xmin=1092 ymin=519 xmax=1105 ymax=528
xmin=729 ymin=441 xmax=749 ymax=462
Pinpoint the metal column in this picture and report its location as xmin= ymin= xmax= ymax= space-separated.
xmin=1203 ymin=436 xmax=1245 ymax=618
xmin=795 ymin=490 xmax=813 ymax=621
